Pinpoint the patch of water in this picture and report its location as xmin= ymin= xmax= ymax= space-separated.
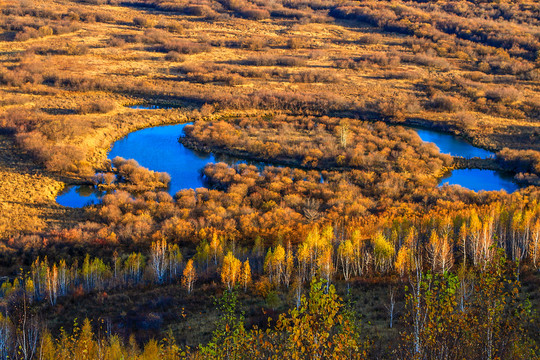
xmin=56 ymin=118 xmax=521 ymax=208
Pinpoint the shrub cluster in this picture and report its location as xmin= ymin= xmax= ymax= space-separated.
xmin=183 ymin=116 xmax=452 ymax=173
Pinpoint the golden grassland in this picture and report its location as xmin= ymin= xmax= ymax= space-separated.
xmin=0 ymin=0 xmax=539 ymax=233
xmin=0 ymin=134 xmax=71 ymax=236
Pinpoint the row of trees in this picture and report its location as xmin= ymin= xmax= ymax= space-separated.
xmin=0 ymin=238 xmax=187 ymax=305
xmin=3 ymin=195 xmax=540 ymax=309
xmin=0 ymin=246 xmax=248 ymax=308
xmin=4 ymin=257 xmax=533 ymax=360
xmin=4 ymin=185 xmax=539 ymax=308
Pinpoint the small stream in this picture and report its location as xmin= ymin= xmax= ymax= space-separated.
xmin=56 ymin=111 xmax=522 ymax=208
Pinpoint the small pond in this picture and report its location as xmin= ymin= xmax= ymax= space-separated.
xmin=412 ymin=127 xmax=519 ymax=192
xmin=56 ymin=116 xmax=521 ymax=208
xmin=56 ymin=185 xmax=104 ymax=208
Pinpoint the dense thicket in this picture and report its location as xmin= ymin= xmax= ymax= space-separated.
xmin=182 ymin=116 xmax=451 ymax=172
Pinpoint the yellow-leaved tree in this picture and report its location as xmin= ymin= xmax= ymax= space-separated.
xmin=241 ymin=259 xmax=251 ymax=292
xmin=221 ymin=251 xmax=242 ymax=290
xmin=182 ymin=259 xmax=196 ymax=294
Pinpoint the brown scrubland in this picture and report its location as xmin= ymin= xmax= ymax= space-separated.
xmin=0 ymin=0 xmax=539 ymax=358
xmin=181 ymin=116 xmax=453 ymax=172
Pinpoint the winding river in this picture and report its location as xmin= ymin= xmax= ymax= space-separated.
xmin=414 ymin=128 xmax=494 ymax=158
xmin=56 ymin=114 xmax=521 ymax=208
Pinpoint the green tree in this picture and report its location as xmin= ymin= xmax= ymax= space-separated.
xmin=199 ymin=289 xmax=247 ymax=359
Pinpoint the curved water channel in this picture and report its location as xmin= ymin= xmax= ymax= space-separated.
xmin=56 ymin=112 xmax=521 ymax=208
xmin=413 ymin=129 xmax=519 ymax=192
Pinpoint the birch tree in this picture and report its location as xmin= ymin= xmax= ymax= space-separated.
xmin=150 ymin=238 xmax=168 ymax=284
xmin=221 ymin=252 xmax=242 ymax=290
xmin=182 ymin=259 xmax=196 ymax=294
xmin=241 ymin=259 xmax=251 ymax=292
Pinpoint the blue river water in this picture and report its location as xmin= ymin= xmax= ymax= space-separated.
xmin=414 ymin=128 xmax=494 ymax=158
xmin=438 ymin=169 xmax=519 ymax=193
xmin=56 ymin=123 xmax=268 ymax=207
xmin=56 ymin=121 xmax=521 ymax=208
